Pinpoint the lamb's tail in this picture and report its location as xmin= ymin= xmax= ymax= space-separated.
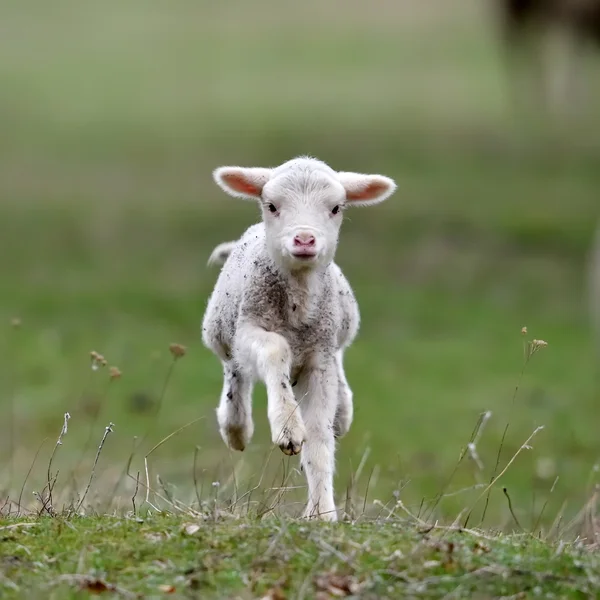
xmin=207 ymin=241 xmax=237 ymax=267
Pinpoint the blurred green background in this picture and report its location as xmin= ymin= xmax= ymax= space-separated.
xmin=1 ymin=0 xmax=600 ymax=526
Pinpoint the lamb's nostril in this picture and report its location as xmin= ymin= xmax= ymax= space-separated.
xmin=294 ymin=235 xmax=316 ymax=247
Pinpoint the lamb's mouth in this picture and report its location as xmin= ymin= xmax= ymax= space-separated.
xmin=290 ymin=246 xmax=318 ymax=260
xmin=291 ymin=252 xmax=317 ymax=260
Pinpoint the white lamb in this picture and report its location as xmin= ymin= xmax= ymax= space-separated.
xmin=201 ymin=156 xmax=396 ymax=521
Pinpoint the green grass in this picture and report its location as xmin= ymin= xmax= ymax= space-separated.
xmin=2 ymin=0 xmax=600 ymax=563
xmin=1 ymin=514 xmax=599 ymax=599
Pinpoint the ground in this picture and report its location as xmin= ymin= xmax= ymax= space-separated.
xmin=1 ymin=0 xmax=600 ymax=595
xmin=1 ymin=514 xmax=599 ymax=599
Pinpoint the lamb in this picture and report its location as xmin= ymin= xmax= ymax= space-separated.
xmin=201 ymin=156 xmax=397 ymax=521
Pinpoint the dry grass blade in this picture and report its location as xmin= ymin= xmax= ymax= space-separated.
xmin=108 ymin=436 xmax=139 ymax=508
xmin=532 ymin=475 xmax=560 ymax=536
xmin=139 ymin=345 xmax=186 ymax=448
xmin=193 ymin=445 xmax=202 ymax=508
xmin=76 ymin=422 xmax=114 ymax=512
xmin=16 ymin=437 xmax=48 ymax=517
xmin=132 ymin=471 xmax=140 ymax=517
xmin=44 ymin=412 xmax=71 ymax=514
xmin=503 ymin=487 xmax=524 ymax=531
xmin=143 ymin=417 xmax=205 ymax=510
xmin=480 ymin=331 xmax=548 ymax=526
xmin=464 ymin=426 xmax=545 ymax=528
xmin=73 ymin=377 xmax=116 ymax=478
xmin=424 ymin=411 xmax=492 ymax=523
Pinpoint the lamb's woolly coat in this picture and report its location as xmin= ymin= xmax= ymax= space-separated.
xmin=201 ymin=156 xmax=396 ymax=520
xmin=203 ymin=222 xmax=359 ymax=384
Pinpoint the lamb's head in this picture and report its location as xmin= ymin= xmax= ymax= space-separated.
xmin=213 ymin=156 xmax=396 ymax=271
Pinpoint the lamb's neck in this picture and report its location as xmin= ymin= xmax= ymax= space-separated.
xmin=279 ymin=264 xmax=326 ymax=294
xmin=265 ymin=259 xmax=328 ymax=324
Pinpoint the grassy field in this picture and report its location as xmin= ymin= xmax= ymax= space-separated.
xmin=2 ymin=1 xmax=600 ymax=593
xmin=1 ymin=514 xmax=599 ymax=599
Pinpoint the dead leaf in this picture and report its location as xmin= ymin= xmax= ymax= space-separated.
xmin=182 ymin=523 xmax=201 ymax=536
xmin=260 ymin=587 xmax=286 ymax=600
xmin=53 ymin=575 xmax=135 ymax=598
xmin=314 ymin=573 xmax=361 ymax=597
xmin=158 ymin=584 xmax=176 ymax=593
xmin=83 ymin=579 xmax=111 ymax=594
xmin=473 ymin=541 xmax=491 ymax=555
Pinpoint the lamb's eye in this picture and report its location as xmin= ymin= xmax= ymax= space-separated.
xmin=331 ymin=205 xmax=340 ymax=215
xmin=267 ymin=203 xmax=278 ymax=213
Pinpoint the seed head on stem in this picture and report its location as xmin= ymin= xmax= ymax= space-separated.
xmin=109 ymin=366 xmax=122 ymax=380
xmin=169 ymin=343 xmax=186 ymax=359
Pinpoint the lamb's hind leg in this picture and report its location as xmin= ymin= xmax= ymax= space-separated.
xmin=333 ymin=350 xmax=353 ymax=439
xmin=296 ymin=357 xmax=339 ymax=521
xmin=216 ymin=362 xmax=254 ymax=452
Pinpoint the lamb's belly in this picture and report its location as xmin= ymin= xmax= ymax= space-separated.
xmin=209 ymin=303 xmax=239 ymax=358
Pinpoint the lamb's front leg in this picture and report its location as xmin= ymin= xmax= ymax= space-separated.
xmin=234 ymin=323 xmax=306 ymax=455
xmin=297 ymin=358 xmax=339 ymax=521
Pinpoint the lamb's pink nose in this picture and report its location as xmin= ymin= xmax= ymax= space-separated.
xmin=293 ymin=233 xmax=316 ymax=247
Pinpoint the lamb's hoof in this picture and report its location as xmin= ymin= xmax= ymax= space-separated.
xmin=279 ymin=437 xmax=303 ymax=456
xmin=220 ymin=423 xmax=253 ymax=452
xmin=271 ymin=411 xmax=305 ymax=456
xmin=274 ymin=423 xmax=305 ymax=456
xmin=333 ymin=408 xmax=352 ymax=439
xmin=225 ymin=431 xmax=246 ymax=451
xmin=333 ymin=425 xmax=350 ymax=440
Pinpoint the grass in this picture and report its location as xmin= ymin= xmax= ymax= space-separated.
xmin=2 ymin=0 xmax=600 ymax=594
xmin=1 ymin=514 xmax=599 ymax=599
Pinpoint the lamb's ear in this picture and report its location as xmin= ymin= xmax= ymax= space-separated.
xmin=337 ymin=172 xmax=397 ymax=206
xmin=213 ymin=166 xmax=273 ymax=200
